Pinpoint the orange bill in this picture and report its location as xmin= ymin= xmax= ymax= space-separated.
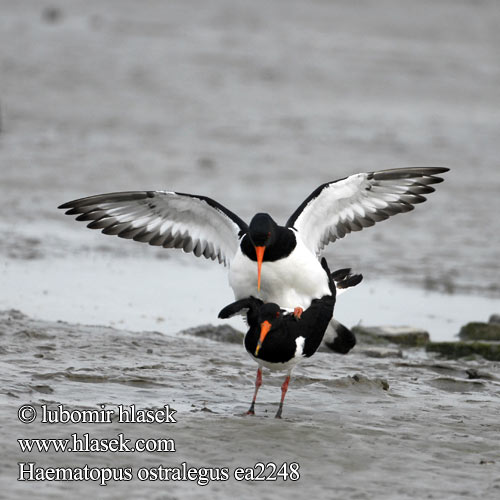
xmin=255 ymin=320 xmax=271 ymax=356
xmin=255 ymin=246 xmax=265 ymax=291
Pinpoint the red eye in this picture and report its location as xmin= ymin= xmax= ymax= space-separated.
xmin=276 ymin=311 xmax=280 ymax=318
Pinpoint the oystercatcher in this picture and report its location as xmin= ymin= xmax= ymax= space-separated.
xmin=218 ymin=259 xmax=360 ymax=418
xmin=59 ymin=167 xmax=448 ymax=335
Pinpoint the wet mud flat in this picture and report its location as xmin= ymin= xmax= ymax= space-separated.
xmin=1 ymin=309 xmax=499 ymax=499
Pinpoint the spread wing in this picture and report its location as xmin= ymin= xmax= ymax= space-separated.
xmin=286 ymin=167 xmax=449 ymax=255
xmin=59 ymin=191 xmax=248 ymax=266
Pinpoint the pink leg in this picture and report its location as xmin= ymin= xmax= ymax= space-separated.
xmin=247 ymin=367 xmax=262 ymax=415
xmin=275 ymin=375 xmax=291 ymax=419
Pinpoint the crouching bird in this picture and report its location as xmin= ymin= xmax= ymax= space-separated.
xmin=218 ymin=259 xmax=361 ymax=418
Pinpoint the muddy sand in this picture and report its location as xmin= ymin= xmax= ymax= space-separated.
xmin=2 ymin=309 xmax=500 ymax=499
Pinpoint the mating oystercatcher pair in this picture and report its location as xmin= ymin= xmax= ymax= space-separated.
xmin=219 ymin=260 xmax=361 ymax=417
xmin=59 ymin=167 xmax=448 ymax=415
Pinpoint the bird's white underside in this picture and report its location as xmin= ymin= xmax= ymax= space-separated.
xmin=292 ymin=173 xmax=425 ymax=255
xmin=229 ymin=235 xmax=331 ymax=310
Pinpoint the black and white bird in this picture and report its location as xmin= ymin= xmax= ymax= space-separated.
xmin=59 ymin=167 xmax=448 ymax=339
xmin=218 ymin=259 xmax=360 ymax=418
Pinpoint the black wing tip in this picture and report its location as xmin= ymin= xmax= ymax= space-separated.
xmin=218 ymin=297 xmax=263 ymax=318
xmin=372 ymin=166 xmax=450 ymax=182
xmin=218 ymin=307 xmax=230 ymax=319
xmin=58 ymin=191 xmax=153 ymax=211
xmin=420 ymin=166 xmax=449 ymax=174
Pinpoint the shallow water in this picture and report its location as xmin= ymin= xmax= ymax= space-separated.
xmin=1 ymin=0 xmax=500 ymax=498
xmin=1 ymin=255 xmax=499 ymax=342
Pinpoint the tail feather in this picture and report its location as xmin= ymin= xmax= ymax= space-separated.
xmin=323 ymin=319 xmax=357 ymax=354
xmin=320 ymin=258 xmax=363 ymax=294
xmin=330 ymin=268 xmax=352 ymax=281
xmin=337 ymin=273 xmax=363 ymax=289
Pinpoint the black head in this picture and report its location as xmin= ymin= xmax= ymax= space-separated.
xmin=247 ymin=213 xmax=280 ymax=291
xmin=257 ymin=303 xmax=282 ymax=324
xmin=254 ymin=302 xmax=282 ymax=357
xmin=248 ymin=213 xmax=278 ymax=247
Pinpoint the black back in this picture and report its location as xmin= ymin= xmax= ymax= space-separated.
xmin=218 ymin=258 xmax=361 ymax=362
xmin=219 ymin=293 xmax=336 ymax=364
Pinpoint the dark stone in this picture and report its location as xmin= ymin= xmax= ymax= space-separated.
xmin=426 ymin=341 xmax=500 ymax=361
xmin=489 ymin=314 xmax=500 ymax=325
xmin=352 ymin=325 xmax=430 ymax=346
xmin=465 ymin=368 xmax=495 ymax=380
xmin=459 ymin=322 xmax=500 ymax=341
xmin=179 ymin=324 xmax=244 ymax=344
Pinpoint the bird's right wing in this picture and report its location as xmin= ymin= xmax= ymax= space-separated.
xmin=59 ymin=191 xmax=248 ymax=266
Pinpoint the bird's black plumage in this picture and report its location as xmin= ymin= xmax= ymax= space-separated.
xmin=218 ymin=259 xmax=362 ymax=417
xmin=240 ymin=214 xmax=297 ymax=263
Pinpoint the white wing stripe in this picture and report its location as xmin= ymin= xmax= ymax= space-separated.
xmin=59 ymin=191 xmax=248 ymax=266
xmin=288 ymin=167 xmax=448 ymax=255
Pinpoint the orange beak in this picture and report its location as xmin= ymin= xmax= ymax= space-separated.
xmin=255 ymin=246 xmax=265 ymax=291
xmin=255 ymin=320 xmax=271 ymax=356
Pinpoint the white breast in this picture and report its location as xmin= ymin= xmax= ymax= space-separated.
xmin=228 ymin=236 xmax=330 ymax=309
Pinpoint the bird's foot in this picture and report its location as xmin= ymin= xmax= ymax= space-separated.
xmin=274 ymin=410 xmax=282 ymax=419
xmin=293 ymin=307 xmax=303 ymax=320
xmin=246 ymin=410 xmax=255 ymax=416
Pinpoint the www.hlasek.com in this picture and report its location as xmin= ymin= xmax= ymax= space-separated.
xmin=17 ymin=404 xmax=300 ymax=485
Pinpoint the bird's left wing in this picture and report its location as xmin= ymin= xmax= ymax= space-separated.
xmin=218 ymin=297 xmax=264 ymax=319
xmin=59 ymin=191 xmax=248 ymax=266
xmin=286 ymin=167 xmax=449 ymax=255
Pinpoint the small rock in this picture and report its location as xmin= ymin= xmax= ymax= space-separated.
xmin=351 ymin=373 xmax=389 ymax=391
xmin=179 ymin=324 xmax=244 ymax=344
xmin=357 ymin=347 xmax=403 ymax=358
xmin=31 ymin=385 xmax=54 ymax=394
xmin=465 ymin=368 xmax=495 ymax=380
xmin=489 ymin=314 xmax=500 ymax=325
xmin=426 ymin=341 xmax=500 ymax=361
xmin=6 ymin=309 xmax=27 ymax=321
xmin=352 ymin=325 xmax=429 ymax=347
xmin=459 ymin=322 xmax=500 ymax=341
